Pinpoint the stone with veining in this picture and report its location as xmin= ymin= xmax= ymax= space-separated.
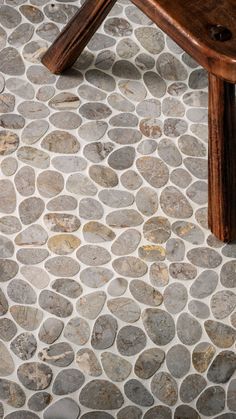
xmin=52 ymin=369 xmax=85 ymax=395
xmin=42 ymin=131 xmax=80 ymax=154
xmin=79 ymin=379 xmax=124 ymax=410
xmin=130 ymin=280 xmax=163 ymax=307
xmin=17 ymin=147 xmax=50 ymax=169
xmin=76 ymin=291 xmax=106 ymax=319
xmin=64 ymin=317 xmax=90 ymax=346
xmin=113 ymin=256 xmax=147 ymax=277
xmin=0 ymin=378 xmax=25 ymax=408
xmin=135 ymin=348 xmax=165 ymax=379
xmin=196 ymin=386 xmax=225 ymax=416
xmin=144 ymin=406 xmax=172 ymax=419
xmin=135 ymin=27 xmax=164 ymax=54
xmin=77 ymin=245 xmax=111 ymax=266
xmin=151 ymin=372 xmax=178 ymax=406
xmin=91 ymin=314 xmax=117 ymax=350
xmin=107 ymin=210 xmax=143 ymax=228
xmin=36 ymin=22 xmax=59 ymax=42
xmin=10 ymin=305 xmax=43 ymax=331
xmin=80 ymin=267 xmax=113 ymax=288
xmin=76 ymin=348 xmax=102 ymax=377
xmin=137 ymin=156 xmax=169 ymax=188
xmin=149 ymin=262 xmax=169 ymax=287
xmin=172 ymin=221 xmax=204 ymax=245
xmin=0 ymin=47 xmax=25 ymax=76
xmin=174 ymin=405 xmax=200 ymax=419
xmin=117 ymin=325 xmax=146 ymax=356
xmin=21 ymin=266 xmax=50 ymax=289
xmin=10 ymin=333 xmax=37 ymax=360
xmin=18 ymin=101 xmax=49 ymax=119
xmin=143 ymin=71 xmax=166 ymax=98
xmin=49 ymin=92 xmax=80 ymax=110
xmin=48 ymin=234 xmax=80 ymax=255
xmin=142 ymin=308 xmax=175 ymax=346
xmin=83 ymin=221 xmax=115 ymax=243
xmin=107 ymin=297 xmax=140 ymax=323
xmin=211 ymin=290 xmax=236 ymax=319
xmin=0 ymin=318 xmax=17 ymax=342
xmin=177 ymin=313 xmax=202 ymax=345
xmin=39 ymin=342 xmax=74 ymax=367
xmin=17 ymin=362 xmax=52 ymax=391
xmin=0 ymin=235 xmax=14 ymax=258
xmin=101 ymin=352 xmax=132 ymax=382
xmin=84 ymin=142 xmax=114 ymax=163
xmin=190 ymin=270 xmax=218 ymax=298
xmin=38 ymin=318 xmax=64 ymax=345
xmin=15 ymin=224 xmax=47 ymax=246
xmin=143 ymin=216 xmax=171 ymax=244
xmin=169 ymin=262 xmax=197 ymax=280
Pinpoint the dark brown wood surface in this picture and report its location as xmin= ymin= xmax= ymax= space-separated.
xmin=208 ymin=73 xmax=236 ymax=242
xmin=133 ymin=0 xmax=236 ymax=83
xmin=41 ymin=0 xmax=117 ymax=74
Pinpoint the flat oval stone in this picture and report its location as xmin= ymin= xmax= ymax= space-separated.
xmin=39 ymin=290 xmax=73 ymax=318
xmin=143 ymin=406 xmax=172 ymax=419
xmin=67 ymin=173 xmax=97 ymax=196
xmin=64 ymin=317 xmax=90 ymax=346
xmin=108 ymin=127 xmax=142 ymax=145
xmin=227 ymin=379 xmax=236 ymax=411
xmin=47 ymin=195 xmax=77 ymax=212
xmin=207 ymin=350 xmax=236 ymax=383
xmin=44 ymin=398 xmax=80 ymax=419
xmin=42 ymin=131 xmax=80 ymax=154
xmin=10 ymin=332 xmax=37 ymax=360
xmin=142 ymin=308 xmax=175 ymax=346
xmin=99 ymin=190 xmax=134 ymax=209
xmin=157 ymin=52 xmax=187 ymax=80
xmin=190 ymin=270 xmax=218 ymax=298
xmin=27 ymin=65 xmax=56 ymax=85
xmin=108 ymin=278 xmax=128 ymax=297
xmin=15 ymin=224 xmax=47 ymax=246
xmin=0 ymin=215 xmax=20 ymax=234
xmin=192 ymin=342 xmax=216 ymax=373
xmin=0 ymin=378 xmax=25 ymax=408
xmin=83 ymin=141 xmax=114 ymax=163
xmin=76 ymin=291 xmax=106 ymax=319
xmin=79 ymin=120 xmax=108 ymax=141
xmin=95 ymin=49 xmax=116 ymax=70
xmin=0 ymin=179 xmax=16 ymax=213
xmin=196 ymin=386 xmax=225 ymax=416
xmin=18 ymin=101 xmax=49 ymax=119
xmin=83 ymin=221 xmax=115 ymax=243
xmin=164 ymin=283 xmax=188 ymax=314
xmin=0 ymin=341 xmax=14 ymax=376
xmin=28 ymin=392 xmax=52 ymax=412
xmin=177 ymin=313 xmax=202 ymax=345
xmin=108 ymin=146 xmax=135 ymax=170
xmin=221 ymin=261 xmax=236 ymax=288
xmin=189 ymin=69 xmax=208 ymax=89
xmin=188 ymin=300 xmax=210 ymax=319
xmin=79 ymin=198 xmax=103 ymax=220
xmin=0 ymin=5 xmax=21 ymax=28
xmin=76 ymin=348 xmax=102 ymax=377
xmin=7 ymin=279 xmax=36 ymax=304
xmin=0 ymin=318 xmax=17 ymax=341
xmin=117 ymin=325 xmax=146 ymax=356
xmin=17 ymin=248 xmax=49 ymax=265
xmin=37 ymin=170 xmax=64 ymax=198
xmin=136 ymin=187 xmax=158 ymax=216
xmin=48 ymin=234 xmax=80 ymax=255
xmin=121 ymin=170 xmax=143 ymax=190
xmin=80 ymin=267 xmax=113 ymax=288
xmin=108 ymin=92 xmax=134 ymax=112
xmin=113 ymin=256 xmax=147 ymax=277
xmin=143 ymin=71 xmax=166 ymax=98
xmin=136 ymin=156 xmax=169 ymax=188
xmin=89 ymin=165 xmax=118 ymax=188
xmin=10 ymin=305 xmax=43 ymax=330
xmin=20 ymin=4 xmax=44 ymax=23
xmin=38 ymin=318 xmax=64 ymax=344
xmin=166 ymin=344 xmax=190 ymax=378
xmin=130 ymin=280 xmax=163 ymax=307
xmin=0 ymin=47 xmax=25 ymax=75
xmin=0 ymin=289 xmax=8 ymax=315
xmin=43 ymin=213 xmax=80 ymax=233
xmin=21 ymin=266 xmax=50 ymax=289
xmin=38 ymin=342 xmax=74 ymax=367
xmin=1 ymin=157 xmax=18 ymax=176
xmin=174 ymin=405 xmax=200 ymax=419
xmin=0 ymin=235 xmax=14 ymax=258
xmin=52 ymin=369 xmax=85 ymax=395
xmin=134 ymin=348 xmax=165 ymax=379
xmin=187 ymin=247 xmax=222 ymax=268
xmin=79 ymin=379 xmax=124 ymax=410
xmin=87 ymin=33 xmax=116 ymax=51
xmin=36 ymin=22 xmax=59 ymax=42
xmin=21 ymin=120 xmax=49 ymax=145
xmin=205 ymin=320 xmax=236 ymax=348
xmin=85 ymin=68 xmax=115 ymax=91
xmin=5 ymin=412 xmax=39 ymax=419
xmin=91 ymin=314 xmax=118 ymax=350
xmin=169 ymin=262 xmax=197 ymax=280
xmin=19 ymin=197 xmax=44 ymax=225
xmin=77 ymin=245 xmax=111 ymax=266
xmin=143 ymin=216 xmax=171 ymax=244
xmin=151 ymin=372 xmax=178 ymax=406
xmin=78 ymin=85 xmax=106 ymax=101
xmin=49 ymin=92 xmax=80 ymax=110
xmin=150 ymin=262 xmax=169 ymax=287
xmin=117 ymin=406 xmax=142 ymax=419
xmin=17 ymin=147 xmax=50 ymax=169
xmin=50 ymin=112 xmax=82 ymax=130
xmin=52 ymin=156 xmax=86 ymax=173
xmin=15 ymin=166 xmax=35 ymax=196
xmin=135 ymin=27 xmax=164 ymax=54
xmin=124 ymin=379 xmax=154 ymax=407
xmin=172 ymin=221 xmax=204 ymax=245
xmin=139 ymin=245 xmax=164 ymax=263
xmin=107 ymin=209 xmax=143 ymax=230
xmin=101 ymin=352 xmax=132 ymax=382
xmin=111 ymin=229 xmax=141 ymax=255
xmin=187 ymin=180 xmax=208 ymax=205
xmin=80 ymin=102 xmax=112 ymax=120
xmin=52 ymin=278 xmax=82 ymax=299
xmin=180 ymin=374 xmax=207 ymax=402
xmin=110 ymin=112 xmax=138 ymax=127
xmin=211 ymin=290 xmax=236 ymax=319
xmin=17 ymin=362 xmax=52 ymax=390
xmin=160 ymin=186 xmax=193 ymax=218
xmin=0 ymin=131 xmax=18 ymax=157
xmin=107 ymin=297 xmax=141 ymax=323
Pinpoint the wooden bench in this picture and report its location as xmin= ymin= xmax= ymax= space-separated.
xmin=42 ymin=0 xmax=236 ymax=242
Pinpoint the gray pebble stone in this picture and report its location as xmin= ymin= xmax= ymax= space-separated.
xmin=27 ymin=65 xmax=56 ymax=85
xmin=143 ymin=71 xmax=166 ymax=98
xmin=76 ymin=348 xmax=102 ymax=377
xmin=108 ymin=277 xmax=127 ymax=297
xmin=10 ymin=305 xmax=43 ymax=331
xmin=227 ymin=379 xmax=236 ymax=411
xmin=39 ymin=290 xmax=73 ymax=318
xmin=44 ymin=398 xmax=80 ymax=419
xmin=113 ymin=255 xmax=147 ymax=278
xmin=101 ymin=352 xmax=132 ymax=382
xmin=108 ymin=92 xmax=134 ymax=112
xmin=168 ymin=81 xmax=188 ymax=96
xmin=135 ymin=27 xmax=164 ymax=54
xmin=151 ymin=372 xmax=178 ymax=406
xmin=108 ymin=146 xmax=135 ymax=170
xmin=108 ymin=297 xmax=140 ymax=323
xmin=106 ymin=209 xmax=143 ymax=228
xmin=17 ymin=248 xmax=49 ymax=265
xmin=18 ymin=101 xmax=49 ymax=119
xmin=189 ymin=68 xmax=208 ymax=89
xmin=140 ymin=118 xmax=162 ymax=139
xmin=38 ymin=318 xmax=64 ymax=344
xmin=1 ymin=157 xmax=18 ymax=176
xmin=95 ymin=50 xmax=116 ymax=70
xmin=0 ymin=378 xmax=25 ymax=408
xmin=0 ymin=131 xmax=18 ymax=158
xmin=81 ymin=413 xmax=113 ymax=419
xmin=6 ymin=78 xmax=34 ymax=100
xmin=78 ymin=84 xmax=106 ymax=102
xmin=124 ymin=379 xmax=154 ymax=407
xmin=134 ymin=348 xmax=165 ymax=379
xmin=79 ymin=121 xmax=108 ymax=141
xmin=166 ymin=238 xmax=185 ymax=261
xmin=144 ymin=216 xmax=171 ymax=244
xmin=164 ymin=118 xmax=188 ymax=137
xmin=85 ymin=69 xmax=115 ymax=92
xmin=0 ymin=234 xmax=14 ymax=258
xmin=180 ymin=374 xmax=207 ymax=402
xmin=23 ymin=40 xmax=48 ymax=64
xmin=67 ymin=174 xmax=97 ymax=197
xmin=137 ymin=156 xmax=169 ymax=187
xmin=21 ymin=266 xmax=50 ymax=289
xmin=56 ymin=68 xmax=83 ymax=90
xmin=142 ymin=308 xmax=175 ymax=346
xmin=77 ymin=244 xmax=111 ymax=266
xmin=0 ymin=289 xmax=8 ymax=315
xmin=164 ymin=283 xmax=188 ymax=314
xmin=170 ymin=168 xmax=192 ymax=188
xmin=0 ymin=341 xmax=14 ymax=376
xmin=0 ymin=114 xmax=25 ymax=130
xmin=108 ymin=127 xmax=142 ymax=145
xmin=117 ymin=406 xmax=142 ymax=419
xmin=207 ymin=351 xmax=236 ymax=383
xmin=80 ymin=267 xmax=113 ymax=288
xmin=91 ymin=314 xmax=117 ymax=350
xmin=158 ymin=138 xmax=182 ymax=166
xmin=52 ymin=369 xmax=85 ymax=395
xmin=87 ymin=33 xmax=115 ymax=51
xmin=7 ymin=279 xmax=36 ymax=304
xmin=49 ymin=92 xmax=80 ymax=110
xmin=15 ymin=224 xmax=47 ymax=246
xmin=166 ymin=344 xmax=191 ymax=378
xmin=50 ymin=112 xmax=82 ymax=130
xmin=39 ymin=342 xmax=74 ymax=367
xmin=37 ymin=170 xmax=64 ymax=198
xmin=211 ymin=290 xmax=236 ymax=319
xmin=149 ymin=262 xmax=169 ymax=287
xmin=117 ymin=325 xmax=146 ymax=356
xmin=160 ymin=186 xmax=193 ymax=218
xmin=136 ymin=187 xmax=158 ymax=216
xmin=28 ymin=392 xmax=52 ymax=412
xmin=178 ymin=134 xmax=206 ymax=157
xmin=83 ymin=221 xmax=115 ymax=243
xmin=188 ymin=300 xmax=210 ymax=319
xmin=172 ymin=220 xmax=204 ymax=245
xmin=104 ymin=16 xmax=132 ymax=37
xmin=117 ymin=38 xmax=139 ymax=59
xmin=79 ymin=379 xmax=124 ymax=410
xmin=80 ymin=102 xmax=112 ymax=120
xmin=19 ymin=197 xmax=44 ymax=225
xmin=125 ymin=5 xmax=152 ymax=25
xmin=157 ymin=52 xmax=187 ymax=80
xmin=112 ymin=60 xmax=141 ymax=79
xmin=190 ymin=270 xmax=218 ymax=298
xmin=196 ymin=386 xmax=225 ymax=416
xmin=15 ymin=166 xmax=35 ymax=196
xmin=76 ymin=291 xmax=106 ymax=319
xmin=0 ymin=5 xmax=21 ymax=28
xmin=22 ymin=120 xmax=49 ymax=145
xmin=111 ymin=229 xmax=140 ymax=255
xmin=5 ymin=412 xmax=39 ymax=419
xmin=10 ymin=333 xmax=37 ymax=360
xmin=162 ymin=97 xmax=185 ymax=117
xmin=64 ymin=317 xmax=90 ymax=346
xmin=36 ymin=86 xmax=55 ymax=101
xmin=47 ymin=195 xmax=77 ymax=212
xmin=52 ymin=278 xmax=82 ymax=299
xmin=0 ymin=94 xmax=15 ymax=114
xmin=174 ymin=405 xmax=200 ymax=419
xmin=130 ymin=280 xmax=163 ymax=307
xmin=221 ymin=261 xmax=236 ymax=288
xmin=169 ymin=262 xmax=197 ymax=280
xmin=143 ymin=406 xmax=172 ymax=419
xmin=119 ymin=80 xmax=147 ymax=102
xmin=187 ymin=247 xmax=222 ymax=268
xmin=137 ymin=139 xmax=157 ymax=154
xmin=0 ymin=318 xmax=17 ymax=341
xmin=36 ymin=22 xmax=59 ymax=42
xmin=0 ymin=74 xmax=4 ymax=93
xmin=20 ymin=4 xmax=43 ymax=22
xmin=177 ymin=313 xmax=202 ymax=345
xmin=121 ymin=169 xmax=143 ymax=190
xmin=17 ymin=362 xmax=52 ymax=390
xmin=0 ymin=27 xmax=6 ymax=50
xmin=84 ymin=141 xmax=114 ymax=163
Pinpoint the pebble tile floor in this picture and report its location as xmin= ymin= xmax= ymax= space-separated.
xmin=0 ymin=0 xmax=236 ymax=418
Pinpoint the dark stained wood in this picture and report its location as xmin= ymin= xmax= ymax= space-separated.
xmin=208 ymin=73 xmax=236 ymax=242
xmin=41 ymin=0 xmax=117 ymax=74
xmin=132 ymin=0 xmax=236 ymax=83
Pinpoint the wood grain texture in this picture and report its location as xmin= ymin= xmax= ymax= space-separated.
xmin=208 ymin=73 xmax=236 ymax=242
xmin=41 ymin=0 xmax=117 ymax=74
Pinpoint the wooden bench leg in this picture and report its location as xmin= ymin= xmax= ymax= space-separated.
xmin=208 ymin=73 xmax=236 ymax=242
xmin=41 ymin=0 xmax=117 ymax=74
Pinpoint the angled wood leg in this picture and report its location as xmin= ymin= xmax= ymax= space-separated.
xmin=208 ymin=73 xmax=236 ymax=242
xmin=41 ymin=0 xmax=117 ymax=74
